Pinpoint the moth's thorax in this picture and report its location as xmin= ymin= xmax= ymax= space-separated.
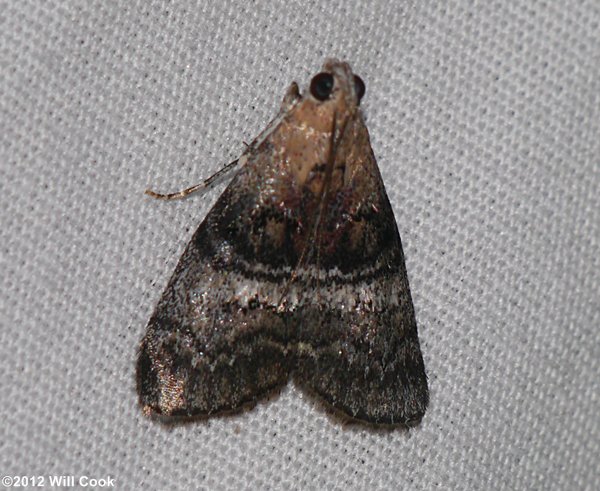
xmin=271 ymin=60 xmax=362 ymax=197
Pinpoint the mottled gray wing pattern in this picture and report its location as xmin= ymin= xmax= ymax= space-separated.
xmin=137 ymin=146 xmax=297 ymax=417
xmin=292 ymin=116 xmax=428 ymax=425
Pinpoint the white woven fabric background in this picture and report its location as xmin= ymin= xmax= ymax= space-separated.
xmin=1 ymin=1 xmax=598 ymax=489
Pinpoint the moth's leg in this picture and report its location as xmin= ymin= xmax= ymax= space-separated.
xmin=145 ymin=158 xmax=239 ymax=200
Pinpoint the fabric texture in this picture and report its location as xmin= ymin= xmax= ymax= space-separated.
xmin=1 ymin=1 xmax=598 ymax=489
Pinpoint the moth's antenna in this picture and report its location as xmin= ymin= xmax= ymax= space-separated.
xmin=145 ymin=159 xmax=239 ymax=200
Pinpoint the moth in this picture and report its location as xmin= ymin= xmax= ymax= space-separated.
xmin=137 ymin=59 xmax=428 ymax=425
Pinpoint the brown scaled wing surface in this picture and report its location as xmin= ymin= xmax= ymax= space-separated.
xmin=137 ymin=60 xmax=428 ymax=425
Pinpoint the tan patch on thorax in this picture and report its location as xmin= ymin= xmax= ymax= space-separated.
xmin=269 ymin=94 xmax=353 ymax=196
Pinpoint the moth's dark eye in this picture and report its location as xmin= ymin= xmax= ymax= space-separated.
xmin=354 ymin=75 xmax=365 ymax=103
xmin=310 ymin=72 xmax=335 ymax=101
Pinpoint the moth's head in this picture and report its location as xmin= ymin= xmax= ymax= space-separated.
xmin=285 ymin=59 xmax=365 ymax=135
xmin=308 ymin=59 xmax=365 ymax=110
